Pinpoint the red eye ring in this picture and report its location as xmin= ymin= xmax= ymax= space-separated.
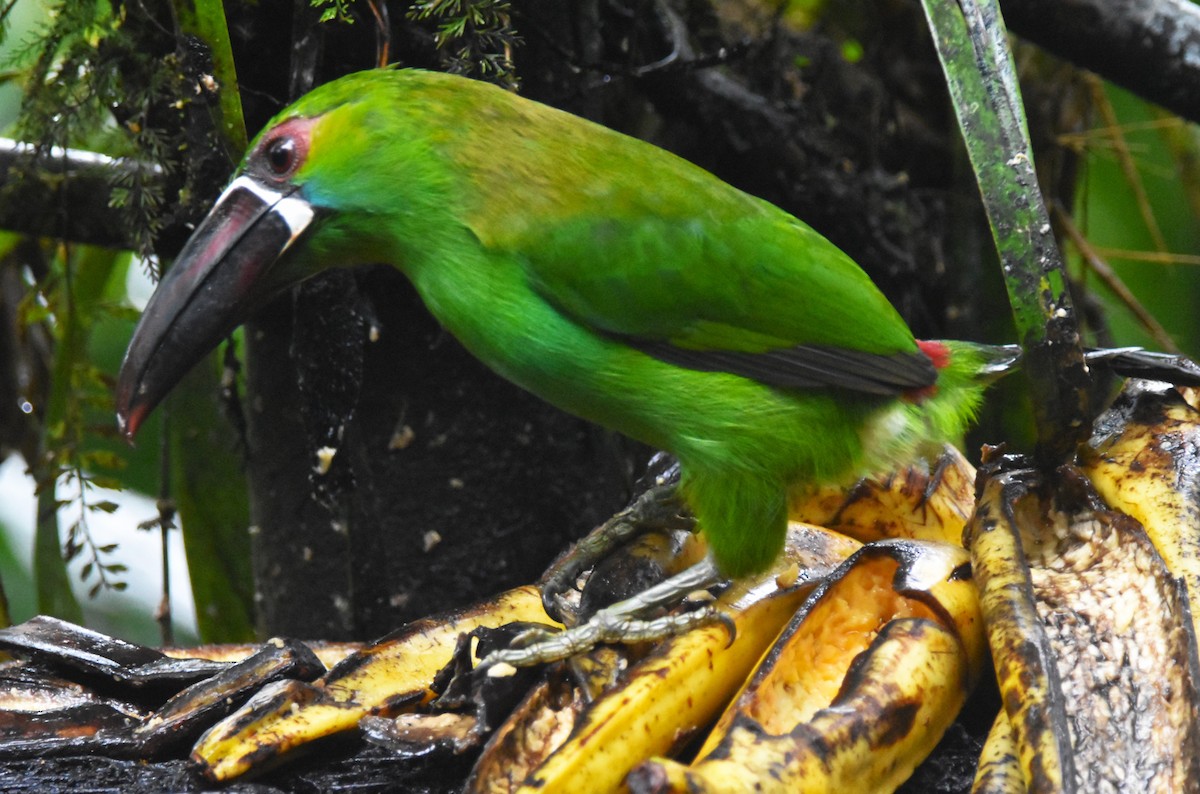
xmin=255 ymin=117 xmax=313 ymax=181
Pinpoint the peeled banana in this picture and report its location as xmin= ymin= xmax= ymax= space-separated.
xmin=633 ymin=539 xmax=984 ymax=794
xmin=478 ymin=523 xmax=860 ymax=794
xmin=1081 ymin=381 xmax=1200 ymax=645
xmin=968 ymin=452 xmax=1200 ymax=792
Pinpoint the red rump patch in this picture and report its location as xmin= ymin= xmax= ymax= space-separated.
xmin=917 ymin=340 xmax=951 ymax=370
xmin=903 ymin=340 xmax=950 ymax=403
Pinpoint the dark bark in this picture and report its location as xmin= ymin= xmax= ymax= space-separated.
xmin=1004 ymin=0 xmax=1200 ymax=124
xmin=243 ymin=265 xmax=641 ymax=639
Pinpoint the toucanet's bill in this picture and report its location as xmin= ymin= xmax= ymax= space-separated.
xmin=115 ymin=68 xmax=1016 ymax=577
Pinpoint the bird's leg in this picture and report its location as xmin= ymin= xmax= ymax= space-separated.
xmin=480 ymin=557 xmax=726 ymax=671
xmin=539 ymin=472 xmax=695 ymax=626
xmin=485 ymin=456 xmax=710 ymax=669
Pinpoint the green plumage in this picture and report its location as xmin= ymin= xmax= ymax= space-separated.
xmin=257 ymin=69 xmax=993 ymax=577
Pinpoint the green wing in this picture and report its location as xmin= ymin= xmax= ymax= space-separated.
xmin=513 ymin=210 xmax=935 ymax=395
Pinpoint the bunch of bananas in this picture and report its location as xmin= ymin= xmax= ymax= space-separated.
xmin=183 ymin=445 xmax=987 ymax=791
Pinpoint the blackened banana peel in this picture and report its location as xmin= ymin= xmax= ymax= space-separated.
xmin=191 ymin=585 xmax=557 ymax=781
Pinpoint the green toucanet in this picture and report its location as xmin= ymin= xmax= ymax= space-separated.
xmin=117 ymin=68 xmax=1011 ymax=578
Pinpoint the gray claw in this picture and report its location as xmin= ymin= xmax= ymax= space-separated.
xmin=480 ymin=558 xmax=725 ymax=671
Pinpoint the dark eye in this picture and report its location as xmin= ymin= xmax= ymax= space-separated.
xmin=255 ymin=118 xmax=312 ymax=180
xmin=265 ymin=136 xmax=297 ymax=176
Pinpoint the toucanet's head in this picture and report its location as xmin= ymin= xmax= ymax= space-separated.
xmin=115 ymin=70 xmax=456 ymax=440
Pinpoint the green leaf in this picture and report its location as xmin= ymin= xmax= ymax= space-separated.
xmin=87 ymin=475 xmax=124 ymax=491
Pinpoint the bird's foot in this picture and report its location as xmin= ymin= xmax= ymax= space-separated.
xmin=482 ymin=557 xmax=726 ymax=671
xmin=540 ymin=463 xmax=694 ymax=626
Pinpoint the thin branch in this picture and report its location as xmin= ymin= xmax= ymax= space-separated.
xmin=0 ymin=138 xmax=162 ymax=249
xmin=1154 ymin=106 xmax=1200 ymax=224
xmin=366 ymin=0 xmax=391 ymax=67
xmin=1091 ymin=247 xmax=1200 ymax=266
xmin=155 ymin=411 xmax=175 ymax=646
xmin=1003 ymin=0 xmax=1200 ymax=125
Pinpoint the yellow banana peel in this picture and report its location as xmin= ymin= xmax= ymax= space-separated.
xmin=478 ymin=523 xmax=860 ymax=794
xmin=192 ymin=584 xmax=556 ymax=781
xmin=790 ymin=444 xmax=976 ymax=545
xmin=1081 ymin=382 xmax=1200 ymax=644
xmin=633 ymin=539 xmax=983 ymax=794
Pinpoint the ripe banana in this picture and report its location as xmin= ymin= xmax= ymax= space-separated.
xmin=972 ymin=710 xmax=1023 ymax=794
xmin=469 ymin=523 xmax=860 ymax=794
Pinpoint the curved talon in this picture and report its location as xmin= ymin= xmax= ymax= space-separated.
xmin=477 ymin=605 xmax=723 ymax=671
xmin=920 ymin=449 xmax=953 ymax=508
xmin=544 ymin=591 xmax=580 ymax=628
xmin=481 ymin=558 xmax=725 ymax=671
xmin=538 ymin=481 xmax=692 ymax=626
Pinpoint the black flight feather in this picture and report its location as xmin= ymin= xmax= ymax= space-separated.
xmin=628 ymin=338 xmax=937 ymax=396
